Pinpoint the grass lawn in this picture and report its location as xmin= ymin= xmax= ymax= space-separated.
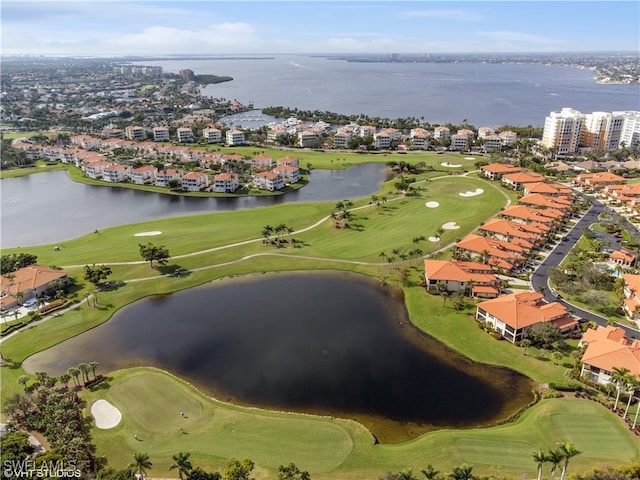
xmin=0 ymin=161 xmax=67 ymax=178
xmin=80 ymin=369 xmax=640 ymax=479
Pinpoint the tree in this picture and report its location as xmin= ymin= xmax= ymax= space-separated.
xmin=611 ymin=366 xmax=632 ymax=411
xmin=558 ymin=442 xmax=582 ymax=480
xmin=0 ymin=430 xmax=34 ymax=463
xmin=448 ymin=464 xmax=475 ymax=480
xmin=261 ymin=225 xmax=273 ymax=245
xmin=0 ymin=253 xmax=38 ymax=274
xmin=89 ymin=361 xmax=99 ymax=380
xmin=547 ymin=448 xmax=563 ymax=480
xmin=531 ymin=449 xmax=548 ymax=480
xmin=84 ymin=264 xmax=113 ymax=286
xmin=188 ymin=468 xmax=222 ymax=480
xmin=420 ymin=465 xmax=439 ymax=480
xmin=551 ymin=351 xmax=563 ymax=365
xmin=130 ymin=452 xmax=152 ymax=480
xmin=623 ymin=376 xmax=639 ymax=419
xmin=528 ymin=322 xmax=561 ymax=346
xmin=170 ymin=452 xmax=193 ymax=480
xmin=67 ymin=367 xmax=81 ymax=387
xmin=277 ymin=463 xmax=311 ymax=480
xmin=139 ymin=243 xmax=170 ymax=268
xmin=222 ymin=458 xmax=254 ymax=480
xmin=520 ymin=338 xmax=532 ymax=356
xmin=77 ymin=363 xmax=91 ymax=383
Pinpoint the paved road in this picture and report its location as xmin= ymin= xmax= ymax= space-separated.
xmin=530 ymin=200 xmax=639 ymax=338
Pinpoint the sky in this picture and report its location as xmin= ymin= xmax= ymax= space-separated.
xmin=1 ymin=1 xmax=639 ymax=57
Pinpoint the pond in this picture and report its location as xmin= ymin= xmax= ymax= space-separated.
xmin=0 ymin=163 xmax=385 ymax=247
xmin=24 ymin=271 xmax=535 ymax=443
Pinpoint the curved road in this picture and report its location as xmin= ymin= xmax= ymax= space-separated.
xmin=530 ymin=199 xmax=639 ymax=338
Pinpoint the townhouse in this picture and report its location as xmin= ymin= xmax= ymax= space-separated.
xmin=501 ymin=172 xmax=546 ymax=190
xmin=523 ymin=182 xmax=573 ymax=197
xmin=226 ymin=130 xmax=246 ymax=146
xmin=500 ymin=204 xmax=562 ymax=230
xmin=176 ymin=127 xmax=194 ymax=143
xmin=433 ymin=126 xmax=451 ymax=141
xmin=424 ymin=260 xmax=500 ymax=298
xmin=479 ymin=163 xmax=522 ymax=180
xmin=102 ymin=164 xmax=132 ymax=183
xmin=573 ymin=172 xmax=626 ymax=190
xmin=333 ymin=128 xmax=354 ymax=149
xmin=579 ymin=325 xmax=640 ymax=385
xmin=84 ymin=160 xmax=113 ymax=179
xmin=254 ymin=171 xmax=284 ymax=191
xmin=276 ymin=156 xmax=300 ymax=168
xmin=153 ymin=126 xmax=170 ymax=142
xmin=518 ymin=193 xmax=572 ymax=214
xmin=213 ymin=173 xmax=239 ymax=193
xmin=454 ymin=234 xmax=526 ymax=272
xmin=482 ymin=135 xmax=502 ymax=153
xmin=155 ymin=169 xmax=182 ymax=187
xmin=478 ymin=218 xmax=546 ymax=249
xmin=476 ymin=291 xmax=577 ymax=343
xmin=130 ymin=165 xmax=158 ymax=185
xmin=273 ymin=165 xmax=300 ymax=184
xmin=181 ymin=171 xmax=210 ymax=191
xmin=409 ymin=128 xmax=430 ymax=150
xmin=251 ymin=154 xmax=274 ymax=170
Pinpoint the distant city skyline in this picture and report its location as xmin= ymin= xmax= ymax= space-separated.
xmin=2 ymin=1 xmax=639 ymax=57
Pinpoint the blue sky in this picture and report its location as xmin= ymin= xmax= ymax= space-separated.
xmin=2 ymin=1 xmax=638 ymax=56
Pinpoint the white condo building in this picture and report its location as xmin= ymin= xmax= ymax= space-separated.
xmin=541 ymin=108 xmax=584 ymax=155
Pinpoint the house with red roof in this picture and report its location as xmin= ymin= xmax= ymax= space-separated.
xmin=213 ymin=173 xmax=239 ymax=193
xmin=251 ymin=154 xmax=274 ymax=170
xmin=181 ymin=171 xmax=209 ymax=192
xmin=254 ymin=171 xmax=284 ymax=191
xmin=573 ymin=172 xmax=626 ymax=190
xmin=479 ymin=163 xmax=522 ymax=180
xmin=476 ymin=291 xmax=577 ymax=343
xmin=523 ymin=182 xmax=573 ymax=197
xmin=424 ymin=260 xmax=499 ymax=298
xmin=455 ymin=234 xmax=526 ymax=272
xmin=155 ymin=169 xmax=183 ymax=187
xmin=500 ymin=205 xmax=561 ymax=229
xmin=479 ymin=218 xmax=546 ymax=249
xmin=501 ymin=172 xmax=546 ymax=190
xmin=130 ymin=165 xmax=158 ymax=185
xmin=0 ymin=265 xmax=69 ymax=310
xmin=518 ymin=193 xmax=572 ymax=213
xmin=273 ymin=165 xmax=300 ymax=184
xmin=622 ymin=274 xmax=640 ymax=321
xmin=102 ymin=164 xmax=132 ymax=183
xmin=579 ymin=325 xmax=640 ymax=385
xmin=611 ymin=249 xmax=637 ymax=269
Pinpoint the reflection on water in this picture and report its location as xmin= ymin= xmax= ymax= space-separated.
xmin=25 ymin=271 xmax=535 ymax=442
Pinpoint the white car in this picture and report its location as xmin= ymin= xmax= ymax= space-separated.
xmin=23 ymin=298 xmax=37 ymax=307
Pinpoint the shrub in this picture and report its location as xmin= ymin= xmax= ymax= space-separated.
xmin=490 ymin=331 xmax=503 ymax=340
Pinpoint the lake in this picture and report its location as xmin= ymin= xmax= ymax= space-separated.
xmin=141 ymin=55 xmax=640 ymax=127
xmin=23 ymin=271 xmax=535 ymax=443
xmin=0 ymin=163 xmax=385 ymax=247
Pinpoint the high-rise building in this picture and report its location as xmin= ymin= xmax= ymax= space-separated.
xmin=617 ymin=111 xmax=640 ymax=149
xmin=541 ymin=108 xmax=584 ymax=155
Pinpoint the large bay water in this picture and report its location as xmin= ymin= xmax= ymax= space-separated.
xmin=0 ymin=163 xmax=384 ymax=247
xmin=24 ymin=271 xmax=535 ymax=442
xmin=143 ymin=55 xmax=640 ymax=127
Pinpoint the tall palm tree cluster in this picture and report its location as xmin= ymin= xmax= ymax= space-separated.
xmin=112 ymin=453 xmax=310 ymax=480
xmin=330 ymin=200 xmax=355 ymax=228
xmin=3 ymin=370 xmax=95 ymax=472
xmin=610 ymin=366 xmax=640 ymax=429
xmin=531 ymin=443 xmax=582 ymax=480
xmin=261 ymin=223 xmax=294 ymax=246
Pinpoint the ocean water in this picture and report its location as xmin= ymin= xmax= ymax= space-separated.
xmin=141 ymin=55 xmax=640 ymax=127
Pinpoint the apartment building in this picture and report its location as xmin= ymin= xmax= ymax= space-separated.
xmin=202 ymin=127 xmax=222 ymax=144
xmin=226 ymin=130 xmax=246 ymax=146
xmin=152 ymin=126 xmax=170 ymax=142
xmin=176 ymin=127 xmax=194 ymax=143
xmin=541 ymin=108 xmax=583 ymax=155
xmin=181 ymin=171 xmax=209 ymax=191
xmin=213 ymin=173 xmax=239 ymax=193
xmin=125 ymin=126 xmax=146 ymax=142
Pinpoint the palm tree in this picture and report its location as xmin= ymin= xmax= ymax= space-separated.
xmin=448 ymin=464 xmax=475 ymax=480
xmin=89 ymin=361 xmax=99 ymax=380
xmin=547 ymin=448 xmax=563 ymax=480
xmin=59 ymin=373 xmax=71 ymax=389
xmin=420 ymin=464 xmax=439 ymax=480
xmin=67 ymin=367 xmax=81 ymax=387
xmin=520 ymin=338 xmax=532 ymax=356
xmin=551 ymin=351 xmax=563 ymax=365
xmin=611 ymin=366 xmax=632 ymax=411
xmin=169 ymin=452 xmax=193 ymax=480
xmin=531 ymin=448 xmax=548 ymax=480
xmin=558 ymin=442 xmax=582 ymax=480
xmin=77 ymin=363 xmax=91 ymax=384
xmin=633 ymin=394 xmax=640 ymax=429
xmin=261 ymin=225 xmax=273 ymax=245
xmin=623 ymin=376 xmax=639 ymax=419
xmin=130 ymin=452 xmax=152 ymax=480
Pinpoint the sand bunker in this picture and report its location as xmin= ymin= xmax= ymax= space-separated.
xmin=428 ymin=236 xmax=440 ymax=242
xmin=425 ymin=201 xmax=440 ymax=208
xmin=91 ymin=399 xmax=122 ymax=429
xmin=134 ymin=231 xmax=162 ymax=236
xmin=464 ymin=157 xmax=475 ymax=160
xmin=441 ymin=162 xmax=462 ymax=168
xmin=442 ymin=222 xmax=460 ymax=230
xmin=459 ymin=188 xmax=484 ymax=197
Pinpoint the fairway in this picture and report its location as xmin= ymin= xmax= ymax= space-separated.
xmin=82 ymin=369 xmax=640 ymax=479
